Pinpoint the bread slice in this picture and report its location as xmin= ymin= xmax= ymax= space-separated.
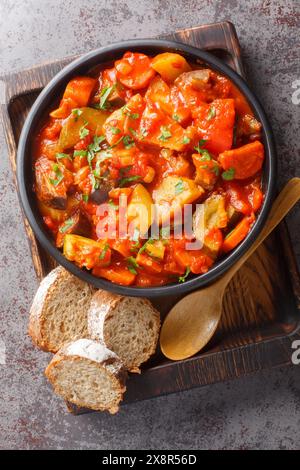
xmin=45 ymin=339 xmax=127 ymax=413
xmin=88 ymin=291 xmax=160 ymax=373
xmin=28 ymin=266 xmax=95 ymax=353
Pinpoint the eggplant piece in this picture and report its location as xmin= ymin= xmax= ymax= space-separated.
xmin=56 ymin=210 xmax=91 ymax=248
xmin=35 ymin=156 xmax=73 ymax=209
xmin=50 ymin=197 xmax=68 ymax=210
xmin=89 ymin=179 xmax=115 ymax=205
xmin=236 ymin=114 xmax=262 ymax=144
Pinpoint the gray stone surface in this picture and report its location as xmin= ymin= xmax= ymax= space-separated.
xmin=0 ymin=0 xmax=299 ymax=450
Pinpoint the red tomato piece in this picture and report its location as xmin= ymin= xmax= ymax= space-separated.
xmin=173 ymin=239 xmax=213 ymax=274
xmin=224 ymin=181 xmax=252 ymax=215
xmin=192 ymin=98 xmax=235 ymax=155
xmin=245 ymin=182 xmax=264 ymax=212
xmin=43 ymin=120 xmax=62 ymax=140
xmin=115 ymin=52 xmax=156 ymax=90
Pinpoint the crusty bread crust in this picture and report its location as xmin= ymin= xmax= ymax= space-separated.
xmin=28 ymin=266 xmax=63 ymax=350
xmin=28 ymin=266 xmax=95 ymax=353
xmin=88 ymin=290 xmax=160 ymax=373
xmin=45 ymin=339 xmax=127 ymax=413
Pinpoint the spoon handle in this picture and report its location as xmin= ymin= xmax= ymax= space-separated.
xmin=221 ymin=178 xmax=300 ymax=285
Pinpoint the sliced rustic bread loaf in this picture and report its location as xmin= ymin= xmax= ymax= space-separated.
xmin=88 ymin=291 xmax=161 ymax=373
xmin=28 ymin=266 xmax=95 ymax=353
xmin=45 ymin=338 xmax=127 ymax=413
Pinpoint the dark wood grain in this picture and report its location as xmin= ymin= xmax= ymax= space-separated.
xmin=1 ymin=21 xmax=300 ymax=413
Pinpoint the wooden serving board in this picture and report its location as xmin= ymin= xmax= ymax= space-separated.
xmin=1 ymin=21 xmax=300 ymax=411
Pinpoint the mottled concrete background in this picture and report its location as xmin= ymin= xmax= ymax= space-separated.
xmin=0 ymin=0 xmax=299 ymax=450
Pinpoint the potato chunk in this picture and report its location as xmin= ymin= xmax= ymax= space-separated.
xmin=203 ymin=194 xmax=228 ymax=231
xmin=58 ymin=107 xmax=109 ymax=150
xmin=193 ymin=194 xmax=228 ymax=255
xmin=152 ymin=176 xmax=204 ymax=224
xmin=145 ymin=76 xmax=191 ymax=125
xmin=145 ymin=240 xmax=166 ymax=260
xmin=152 ymin=53 xmax=191 ymax=83
xmin=103 ymin=93 xmax=145 ymax=146
xmin=127 ymin=184 xmax=154 ymax=234
xmin=63 ymin=235 xmax=111 ymax=270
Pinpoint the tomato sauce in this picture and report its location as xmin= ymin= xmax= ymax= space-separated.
xmin=33 ymin=51 xmax=264 ymax=287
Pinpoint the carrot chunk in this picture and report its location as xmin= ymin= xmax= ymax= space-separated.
xmin=92 ymin=265 xmax=136 ymax=285
xmin=222 ymin=215 xmax=254 ymax=253
xmin=219 ymin=140 xmax=264 ymax=179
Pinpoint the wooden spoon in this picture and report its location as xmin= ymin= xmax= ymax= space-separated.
xmin=160 ymin=178 xmax=300 ymax=361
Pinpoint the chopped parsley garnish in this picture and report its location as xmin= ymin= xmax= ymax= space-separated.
xmin=207 ymin=106 xmax=216 ymax=120
xmin=93 ymin=159 xmax=101 ymax=178
xmin=90 ymin=135 xmax=106 ymax=150
xmin=119 ymin=175 xmax=141 ymax=187
xmin=82 ymin=194 xmax=89 ymax=203
xmin=199 ymin=152 xmax=212 ymax=161
xmin=222 ymin=168 xmax=235 ymax=180
xmin=73 ymin=150 xmax=87 ymax=158
xmin=172 ymin=114 xmax=180 ymax=122
xmin=178 ymin=266 xmax=191 ymax=283
xmin=138 ymin=238 xmax=155 ymax=255
xmin=99 ymin=243 xmax=109 ymax=260
xmin=212 ymin=165 xmax=220 ymax=176
xmin=86 ymin=135 xmax=107 ymax=169
xmin=97 ymin=84 xmax=116 ymax=110
xmin=79 ymin=124 xmax=89 ymax=139
xmin=194 ymin=139 xmax=212 ymax=160
xmin=91 ymin=173 xmax=100 ymax=190
xmin=194 ymin=139 xmax=207 ymax=153
xmin=158 ymin=126 xmax=172 ymax=141
xmin=56 ymin=152 xmax=72 ymax=162
xmin=182 ymin=136 xmax=191 ymax=144
xmin=111 ymin=126 xmax=121 ymax=135
xmin=127 ymin=256 xmax=139 ymax=275
xmin=174 ymin=179 xmax=185 ymax=195
xmin=122 ymin=106 xmax=139 ymax=119
xmin=59 ymin=217 xmax=74 ymax=234
xmin=72 ymin=108 xmax=83 ymax=120
xmin=123 ymin=135 xmax=135 ymax=149
xmin=49 ymin=164 xmax=64 ymax=186
xmin=140 ymin=127 xmax=148 ymax=138
xmin=129 ymin=127 xmax=138 ymax=137
xmin=87 ymin=152 xmax=95 ymax=170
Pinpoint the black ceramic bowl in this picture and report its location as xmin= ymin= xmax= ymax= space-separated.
xmin=17 ymin=39 xmax=276 ymax=297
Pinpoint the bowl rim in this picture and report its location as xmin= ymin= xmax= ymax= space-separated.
xmin=17 ymin=38 xmax=276 ymax=298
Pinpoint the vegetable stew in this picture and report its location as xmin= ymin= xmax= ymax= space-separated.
xmin=33 ymin=51 xmax=265 ymax=287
